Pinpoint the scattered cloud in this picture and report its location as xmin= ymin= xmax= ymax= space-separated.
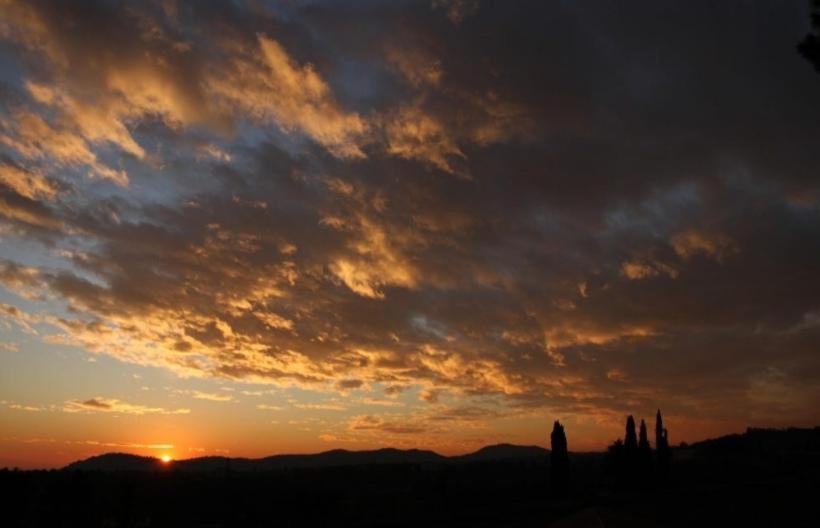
xmin=671 ymin=230 xmax=739 ymax=262
xmin=209 ymin=35 xmax=369 ymax=158
xmin=419 ymin=388 xmax=443 ymax=404
xmin=186 ymin=390 xmax=234 ymax=402
xmin=293 ymin=402 xmax=347 ymax=411
xmin=0 ymin=163 xmax=58 ymax=201
xmin=432 ymin=0 xmax=480 ymax=25
xmin=63 ymin=398 xmax=190 ymax=415
xmin=621 ymin=260 xmax=678 ymax=280
xmin=348 ymin=414 xmax=427 ymax=435
xmin=5 ymin=402 xmax=49 ymax=412
xmin=0 ymin=109 xmax=128 ymax=185
xmin=0 ymin=0 xmax=818 ymax=442
xmin=256 ymin=404 xmax=284 ymax=411
xmin=384 ymin=105 xmax=466 ymax=175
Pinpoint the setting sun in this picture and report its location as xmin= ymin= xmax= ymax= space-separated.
xmin=160 ymin=455 xmax=172 ymax=464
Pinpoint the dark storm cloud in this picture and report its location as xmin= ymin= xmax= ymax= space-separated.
xmin=0 ymin=0 xmax=819 ymax=430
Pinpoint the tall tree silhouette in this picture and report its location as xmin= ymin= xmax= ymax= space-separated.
xmin=639 ymin=419 xmax=650 ymax=451
xmin=550 ymin=420 xmax=570 ymax=495
xmin=655 ymin=409 xmax=671 ymax=481
xmin=625 ymin=415 xmax=638 ymax=451
xmin=622 ymin=415 xmax=638 ymax=484
xmin=638 ymin=419 xmax=653 ymax=482
xmin=798 ymin=0 xmax=820 ymax=72
xmin=655 ymin=409 xmax=664 ymax=449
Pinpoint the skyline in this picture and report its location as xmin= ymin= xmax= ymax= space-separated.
xmin=2 ymin=0 xmax=820 ymax=469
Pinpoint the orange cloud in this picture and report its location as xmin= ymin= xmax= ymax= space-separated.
xmin=185 ymin=390 xmax=234 ymax=403
xmin=0 ymin=109 xmax=128 ymax=185
xmin=384 ymin=104 xmax=466 ymax=175
xmin=324 ymin=203 xmax=421 ymax=299
xmin=0 ymin=163 xmax=58 ymax=200
xmin=545 ymin=322 xmax=657 ymax=350
xmin=209 ymin=35 xmax=368 ymax=158
xmin=621 ymin=259 xmax=679 ymax=280
xmin=386 ymin=47 xmax=443 ymax=88
xmin=26 ymin=82 xmax=145 ymax=159
xmin=63 ymin=397 xmax=190 ymax=415
xmin=671 ymin=230 xmax=739 ymax=262
xmin=0 ymin=195 xmax=61 ymax=230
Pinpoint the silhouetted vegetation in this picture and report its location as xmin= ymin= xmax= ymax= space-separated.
xmin=624 ymin=415 xmax=638 ymax=452
xmin=655 ymin=409 xmax=671 ymax=482
xmin=2 ymin=426 xmax=819 ymax=527
xmin=549 ymin=420 xmax=570 ymax=496
xmin=798 ymin=0 xmax=820 ymax=71
xmin=638 ymin=419 xmax=653 ymax=483
xmin=606 ymin=410 xmax=673 ymax=488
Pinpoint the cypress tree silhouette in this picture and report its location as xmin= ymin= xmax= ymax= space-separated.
xmin=623 ymin=415 xmax=638 ymax=485
xmin=655 ymin=409 xmax=664 ymax=449
xmin=655 ymin=409 xmax=671 ymax=482
xmin=639 ymin=419 xmax=650 ymax=451
xmin=638 ymin=419 xmax=653 ymax=483
xmin=625 ymin=415 xmax=638 ymax=451
xmin=606 ymin=412 xmax=672 ymax=487
xmin=550 ymin=420 xmax=570 ymax=496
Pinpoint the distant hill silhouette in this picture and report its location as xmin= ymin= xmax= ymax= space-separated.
xmin=686 ymin=426 xmax=820 ymax=454
xmin=64 ymin=444 xmax=547 ymax=472
xmin=453 ymin=443 xmax=548 ymax=462
xmin=63 ymin=452 xmax=166 ymax=472
xmin=62 ymin=428 xmax=820 ymax=473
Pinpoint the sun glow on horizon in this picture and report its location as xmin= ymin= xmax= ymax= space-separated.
xmin=160 ymin=454 xmax=173 ymax=464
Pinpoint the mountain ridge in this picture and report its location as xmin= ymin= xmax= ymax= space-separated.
xmin=62 ymin=427 xmax=820 ymax=472
xmin=64 ymin=443 xmax=548 ymax=472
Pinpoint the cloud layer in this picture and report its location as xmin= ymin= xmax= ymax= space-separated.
xmin=1 ymin=0 xmax=819 ymax=449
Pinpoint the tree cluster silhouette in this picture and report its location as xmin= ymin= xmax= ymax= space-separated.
xmin=605 ymin=409 xmax=672 ymax=487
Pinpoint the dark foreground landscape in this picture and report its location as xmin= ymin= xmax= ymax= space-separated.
xmin=1 ymin=427 xmax=819 ymax=527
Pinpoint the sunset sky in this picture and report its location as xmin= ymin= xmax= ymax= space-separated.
xmin=1 ymin=0 xmax=819 ymax=469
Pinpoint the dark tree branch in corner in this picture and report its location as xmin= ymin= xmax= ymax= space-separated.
xmin=798 ymin=0 xmax=820 ymax=71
